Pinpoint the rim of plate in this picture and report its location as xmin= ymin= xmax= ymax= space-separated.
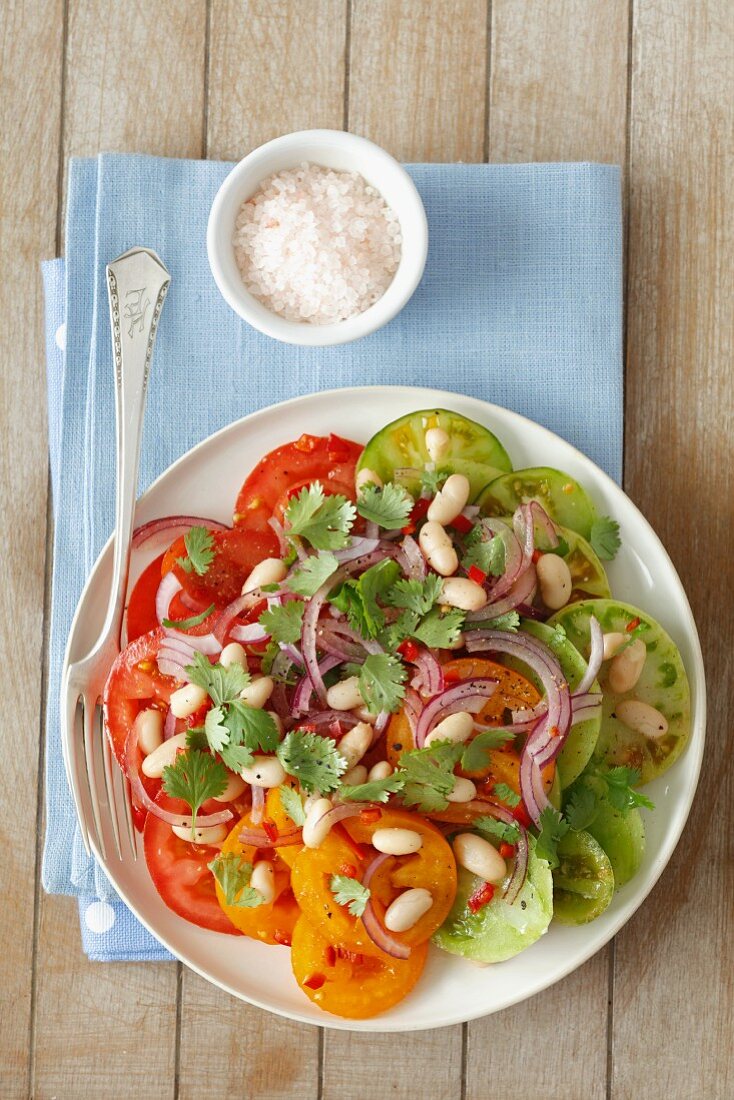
xmin=61 ymin=385 xmax=706 ymax=1032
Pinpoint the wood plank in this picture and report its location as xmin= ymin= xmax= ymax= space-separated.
xmin=488 ymin=0 xmax=629 ymax=164
xmin=613 ymin=2 xmax=733 ymax=1095
xmin=175 ymin=4 xmax=345 ymax=1093
xmin=349 ymin=0 xmax=487 ymax=162
xmin=467 ymin=4 xmax=629 ymax=1094
xmin=322 ymin=1025 xmax=463 ymax=1100
xmin=32 ymin=3 xmax=206 ymax=1096
xmin=0 ymin=2 xmax=63 ymax=1096
xmin=206 ymin=0 xmax=347 ymax=161
xmin=178 ymin=972 xmax=319 ymax=1100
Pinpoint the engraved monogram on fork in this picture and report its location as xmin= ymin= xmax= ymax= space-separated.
xmin=123 ymin=286 xmax=151 ymax=337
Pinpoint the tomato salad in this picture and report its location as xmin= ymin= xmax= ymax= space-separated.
xmin=104 ymin=410 xmax=691 ymax=1019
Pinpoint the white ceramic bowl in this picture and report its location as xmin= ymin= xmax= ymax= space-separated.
xmin=62 ymin=386 xmax=705 ymax=1033
xmin=206 ymin=130 xmax=428 ymax=346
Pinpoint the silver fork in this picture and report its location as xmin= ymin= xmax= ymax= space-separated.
xmin=62 ymin=247 xmax=170 ymax=861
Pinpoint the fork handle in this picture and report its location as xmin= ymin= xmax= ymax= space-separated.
xmin=104 ymin=247 xmax=171 ymax=646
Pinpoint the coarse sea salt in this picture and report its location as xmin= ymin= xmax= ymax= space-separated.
xmin=233 ymin=163 xmax=402 ymax=324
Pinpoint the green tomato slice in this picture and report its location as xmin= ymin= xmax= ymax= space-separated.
xmin=357 ymin=408 xmax=512 ymax=502
xmin=432 ymin=838 xmax=553 ymax=963
xmin=548 ymin=599 xmax=691 ymax=785
xmin=478 ymin=467 xmax=597 ymax=539
xmin=564 ymin=775 xmax=646 ymax=887
xmin=496 ymin=620 xmax=601 ymax=789
xmin=552 ymin=830 xmax=615 ymax=925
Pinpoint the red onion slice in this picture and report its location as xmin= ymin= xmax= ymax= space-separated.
xmin=250 ymin=784 xmax=265 ymax=825
xmin=468 ymin=563 xmax=536 ymax=621
xmin=132 ymin=515 xmax=229 ymax=549
xmin=155 ymin=572 xmax=183 ymax=624
xmin=361 ymin=851 xmax=412 ymax=960
xmin=333 ymin=537 xmax=381 ymax=563
xmin=396 ymin=534 xmax=427 ymax=580
xmin=414 ymin=679 xmax=498 ymax=748
xmin=306 ymin=710 xmax=360 ymax=731
xmin=411 ymin=649 xmax=445 ymax=697
xmin=268 ymin=515 xmax=288 ymax=556
xmin=528 ymin=501 xmax=559 ymax=547
xmin=292 ymin=654 xmax=343 ymax=716
xmin=124 ymin=729 xmax=232 ymax=829
xmin=573 ymin=615 xmax=603 ymax=696
xmin=238 ymin=823 xmax=303 ymax=847
xmin=230 ymin=622 xmax=271 ymax=644
xmin=156 ymin=655 xmax=187 ymax=681
xmin=163 ymin=708 xmax=177 ymax=740
xmin=162 ymin=626 xmax=221 ymax=655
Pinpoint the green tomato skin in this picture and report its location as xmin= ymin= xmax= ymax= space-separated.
xmin=357 ymin=408 xmax=512 ymax=502
xmin=548 ymin=599 xmax=691 ymax=785
xmin=432 ymin=840 xmax=553 ymax=964
xmin=552 ymin=830 xmax=615 ymax=925
xmin=568 ymin=775 xmax=646 ymax=888
xmin=478 ymin=467 xmax=598 ymax=539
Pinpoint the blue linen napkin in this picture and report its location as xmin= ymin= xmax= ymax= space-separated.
xmin=43 ymin=153 xmax=623 ymax=961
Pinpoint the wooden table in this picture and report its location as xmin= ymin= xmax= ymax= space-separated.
xmin=2 ymin=2 xmax=731 ymax=1097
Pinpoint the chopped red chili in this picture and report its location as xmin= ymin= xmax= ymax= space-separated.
xmin=499 ymin=842 xmax=516 ymax=860
xmin=338 ymin=862 xmax=358 ymax=878
xmin=468 ymin=564 xmax=487 ymax=585
xmin=303 ymin=973 xmax=326 ymax=990
xmin=262 ymin=819 xmax=279 ymax=843
xmin=273 ymin=930 xmax=292 ymax=947
xmin=294 ymin=434 xmax=318 ymax=453
xmin=467 ymin=881 xmax=495 ymax=913
xmin=513 ymin=802 xmax=532 ymax=828
xmin=450 ymin=513 xmax=473 ymax=535
xmin=324 ymin=944 xmax=336 ymax=967
xmin=398 ymin=638 xmax=419 ymax=662
xmin=359 ymin=808 xmax=382 ymax=825
xmin=626 ymin=616 xmax=641 ymax=632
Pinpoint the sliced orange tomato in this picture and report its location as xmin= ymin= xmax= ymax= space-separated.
xmin=214 ymin=812 xmax=300 ymax=946
xmin=290 ymin=809 xmax=456 ymax=955
xmin=291 ymin=917 xmax=427 ymax=1019
xmin=265 ymin=781 xmax=304 ymax=869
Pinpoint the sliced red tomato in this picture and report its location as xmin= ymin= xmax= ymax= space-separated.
xmin=233 ymin=434 xmax=362 ymax=533
xmin=102 ymin=628 xmax=176 ymax=799
xmin=143 ymin=792 xmax=241 ymax=935
xmin=126 ymin=553 xmax=164 ymax=642
xmin=161 ymin=526 xmax=280 ymax=607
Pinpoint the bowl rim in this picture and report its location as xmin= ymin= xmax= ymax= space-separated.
xmin=206 ymin=129 xmax=429 ymax=347
xmin=61 ymin=384 xmax=707 ymax=1032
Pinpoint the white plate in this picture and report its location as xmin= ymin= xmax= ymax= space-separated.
xmin=63 ymin=386 xmax=705 ymax=1032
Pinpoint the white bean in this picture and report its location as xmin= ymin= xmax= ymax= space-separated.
xmin=240 ymin=755 xmax=286 ymax=788
xmin=447 ymin=776 xmax=477 ymax=803
xmin=169 ymin=682 xmax=208 ymax=719
xmin=536 ymin=553 xmax=573 ymax=610
xmin=134 ymin=708 xmax=163 ymax=757
xmin=356 ymin=467 xmax=383 ymax=491
xmin=251 ymin=860 xmax=275 ymax=905
xmin=326 ymin=675 xmax=364 ymax=711
xmin=424 ymin=711 xmax=474 ymax=748
xmin=602 ymin=631 xmax=627 ymax=660
xmin=342 ymin=764 xmax=368 ymax=786
xmin=616 ymin=699 xmax=669 ymax=740
xmin=384 ymin=888 xmax=433 ymax=933
xmin=211 ymin=771 xmax=247 ymax=802
xmin=241 ymin=557 xmax=287 ymax=595
xmin=353 ymin=704 xmax=375 ymax=723
xmin=425 ymin=427 xmax=450 ymax=462
xmin=453 ymin=833 xmax=507 ymax=884
xmin=171 ymin=822 xmax=228 ymax=846
xmin=239 ymin=675 xmax=274 ymax=709
xmin=302 ymin=798 xmax=334 ymax=848
xmin=368 ymin=760 xmax=393 ymax=781
xmin=419 ymin=521 xmax=459 ymax=576
xmin=427 ymin=474 xmax=471 ymax=526
xmin=372 ymin=828 xmax=423 ymax=856
xmin=608 ymin=638 xmax=647 ymax=694
xmin=141 ymin=732 xmax=188 ymax=778
xmin=440 ymin=577 xmax=488 ymax=612
xmin=220 ymin=641 xmax=248 ymax=670
xmin=338 ymin=722 xmax=373 ymax=769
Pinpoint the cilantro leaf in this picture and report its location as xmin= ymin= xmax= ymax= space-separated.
xmin=162 ymin=602 xmax=216 ymax=631
xmin=276 ymin=730 xmax=347 ymax=794
xmin=184 ymin=652 xmax=250 ymax=707
xmin=176 ymin=526 xmax=216 ymax=576
xmin=564 ymin=784 xmax=599 ymax=831
xmin=473 ymin=815 xmax=520 ymax=845
xmin=185 ymin=726 xmax=208 ymax=751
xmin=357 ymin=482 xmax=414 ymax=529
xmin=259 ymin=600 xmax=305 ymax=645
xmin=284 ymin=482 xmax=356 ymax=550
xmin=225 ymin=700 xmax=281 ymax=753
xmin=479 ymin=611 xmax=521 ymax=633
xmin=460 ymin=728 xmax=513 ymax=772
xmin=462 ymin=531 xmax=505 ymax=576
xmin=396 ymin=741 xmax=464 ymax=813
xmin=602 ymin=766 xmax=655 ymax=814
xmin=535 ymin=806 xmax=570 ymax=869
xmin=330 ymin=874 xmax=371 ymax=918
xmin=589 ymin=516 xmax=622 ymax=561
xmin=356 ymin=652 xmax=407 ymax=715
xmin=208 ymin=853 xmax=263 ymax=908
xmin=339 ymin=773 xmax=405 ymax=803
xmin=420 ymin=466 xmax=447 ymax=496
xmin=278 ymin=785 xmax=306 ymax=826
xmin=493 ymin=782 xmax=521 ymax=808
xmin=287 ymin=552 xmax=340 ymax=597
xmin=412 ymin=607 xmax=465 ymax=649
xmin=379 ymin=609 xmax=421 ymax=651
xmin=162 ymin=749 xmax=228 ymax=832
xmin=204 ymin=705 xmax=230 ymax=753
xmin=330 ymin=559 xmax=400 ymax=640
xmin=386 ymin=574 xmax=443 ymax=616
